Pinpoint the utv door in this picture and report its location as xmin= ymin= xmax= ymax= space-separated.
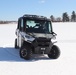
xmin=18 ymin=18 xmax=24 ymax=48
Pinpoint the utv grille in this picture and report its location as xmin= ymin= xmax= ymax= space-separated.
xmin=32 ymin=38 xmax=51 ymax=47
xmin=36 ymin=38 xmax=50 ymax=47
xmin=38 ymin=42 xmax=50 ymax=46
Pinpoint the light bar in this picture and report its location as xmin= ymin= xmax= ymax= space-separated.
xmin=23 ymin=14 xmax=47 ymax=19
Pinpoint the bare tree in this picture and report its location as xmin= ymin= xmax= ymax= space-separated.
xmin=56 ymin=17 xmax=62 ymax=22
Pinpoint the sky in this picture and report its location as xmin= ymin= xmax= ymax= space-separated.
xmin=0 ymin=0 xmax=76 ymax=20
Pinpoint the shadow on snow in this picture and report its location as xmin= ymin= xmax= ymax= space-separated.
xmin=0 ymin=47 xmax=51 ymax=62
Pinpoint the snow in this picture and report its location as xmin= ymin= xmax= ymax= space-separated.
xmin=0 ymin=23 xmax=76 ymax=75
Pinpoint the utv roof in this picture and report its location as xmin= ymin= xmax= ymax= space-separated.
xmin=19 ymin=14 xmax=50 ymax=21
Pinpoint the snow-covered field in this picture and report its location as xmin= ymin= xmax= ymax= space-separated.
xmin=0 ymin=23 xmax=76 ymax=75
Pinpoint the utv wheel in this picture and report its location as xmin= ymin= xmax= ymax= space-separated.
xmin=48 ymin=45 xmax=60 ymax=59
xmin=15 ymin=39 xmax=19 ymax=49
xmin=20 ymin=46 xmax=32 ymax=60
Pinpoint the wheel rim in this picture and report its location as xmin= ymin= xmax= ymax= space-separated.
xmin=53 ymin=50 xmax=56 ymax=55
xmin=51 ymin=49 xmax=56 ymax=56
xmin=21 ymin=49 xmax=27 ymax=57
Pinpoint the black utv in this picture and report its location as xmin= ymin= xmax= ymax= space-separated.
xmin=15 ymin=14 xmax=60 ymax=60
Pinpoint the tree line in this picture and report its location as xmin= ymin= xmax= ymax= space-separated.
xmin=0 ymin=21 xmax=17 ymax=24
xmin=0 ymin=11 xmax=76 ymax=24
xmin=50 ymin=11 xmax=76 ymax=22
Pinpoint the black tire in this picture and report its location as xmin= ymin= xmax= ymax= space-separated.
xmin=48 ymin=45 xmax=60 ymax=59
xmin=15 ymin=39 xmax=19 ymax=49
xmin=20 ymin=45 xmax=32 ymax=60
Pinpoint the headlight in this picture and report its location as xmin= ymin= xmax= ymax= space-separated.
xmin=51 ymin=38 xmax=57 ymax=44
xmin=25 ymin=35 xmax=32 ymax=39
xmin=25 ymin=34 xmax=35 ymax=43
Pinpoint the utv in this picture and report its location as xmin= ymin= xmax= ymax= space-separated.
xmin=15 ymin=14 xmax=60 ymax=60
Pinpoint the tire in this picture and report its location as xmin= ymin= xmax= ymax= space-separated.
xmin=19 ymin=45 xmax=32 ymax=60
xmin=15 ymin=39 xmax=19 ymax=49
xmin=48 ymin=45 xmax=60 ymax=59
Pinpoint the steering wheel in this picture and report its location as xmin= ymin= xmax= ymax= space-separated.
xmin=26 ymin=25 xmax=29 ymax=28
xmin=33 ymin=24 xmax=40 ymax=28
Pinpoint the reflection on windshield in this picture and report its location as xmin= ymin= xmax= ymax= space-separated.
xmin=26 ymin=20 xmax=52 ymax=33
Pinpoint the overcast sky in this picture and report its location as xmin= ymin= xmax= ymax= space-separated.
xmin=0 ymin=0 xmax=76 ymax=20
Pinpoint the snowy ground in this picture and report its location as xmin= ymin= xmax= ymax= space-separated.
xmin=0 ymin=23 xmax=76 ymax=75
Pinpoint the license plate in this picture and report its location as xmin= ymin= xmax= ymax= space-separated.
xmin=41 ymin=48 xmax=45 ymax=50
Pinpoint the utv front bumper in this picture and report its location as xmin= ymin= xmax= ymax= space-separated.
xmin=32 ymin=38 xmax=53 ymax=54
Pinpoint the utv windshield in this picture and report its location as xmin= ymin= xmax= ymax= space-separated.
xmin=25 ymin=19 xmax=52 ymax=34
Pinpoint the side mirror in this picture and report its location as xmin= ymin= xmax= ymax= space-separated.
xmin=52 ymin=32 xmax=57 ymax=36
xmin=51 ymin=32 xmax=57 ymax=40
